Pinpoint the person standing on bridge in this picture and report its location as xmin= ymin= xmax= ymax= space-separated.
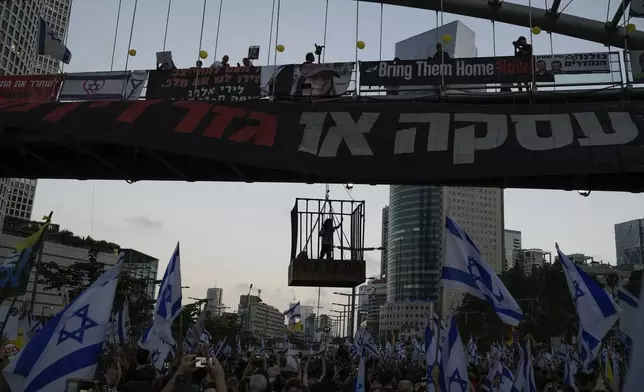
xmin=513 ymin=36 xmax=533 ymax=91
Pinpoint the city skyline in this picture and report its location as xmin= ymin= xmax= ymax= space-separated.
xmin=12 ymin=0 xmax=644 ymax=313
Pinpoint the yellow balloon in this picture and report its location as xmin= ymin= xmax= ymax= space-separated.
xmin=128 ymin=49 xmax=137 ymax=56
xmin=441 ymin=34 xmax=452 ymax=43
xmin=627 ymin=23 xmax=637 ymax=34
xmin=199 ymin=50 xmax=208 ymax=59
xmin=532 ymin=26 xmax=541 ymax=35
xmin=276 ymin=44 xmax=285 ymax=53
xmin=356 ymin=40 xmax=366 ymax=50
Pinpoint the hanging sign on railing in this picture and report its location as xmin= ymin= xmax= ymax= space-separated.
xmin=0 ymin=75 xmax=61 ymax=102
xmin=534 ymin=52 xmax=611 ymax=75
xmin=260 ymin=62 xmax=354 ymax=98
xmin=145 ymin=66 xmax=262 ymax=102
xmin=359 ymin=56 xmax=554 ymax=86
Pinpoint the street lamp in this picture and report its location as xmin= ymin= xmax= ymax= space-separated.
xmin=333 ymin=291 xmax=360 ymax=337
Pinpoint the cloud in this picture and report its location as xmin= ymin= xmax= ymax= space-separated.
xmin=124 ymin=216 xmax=163 ymax=229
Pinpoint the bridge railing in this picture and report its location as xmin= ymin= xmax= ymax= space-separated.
xmin=0 ymin=50 xmax=635 ymax=103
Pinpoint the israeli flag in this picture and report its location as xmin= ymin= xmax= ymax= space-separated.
xmin=114 ymin=301 xmax=130 ymax=344
xmin=618 ymin=286 xmax=639 ymax=343
xmin=425 ymin=324 xmax=438 ymax=392
xmin=556 ymin=244 xmax=620 ymax=369
xmin=442 ymin=217 xmax=522 ymax=326
xmin=37 ymin=18 xmax=71 ymax=64
xmin=149 ymin=243 xmax=183 ymax=343
xmin=623 ymin=278 xmax=644 ymax=392
xmin=563 ymin=347 xmax=580 ymax=392
xmin=3 ymin=255 xmax=122 ymax=392
xmin=200 ymin=330 xmax=212 ymax=346
xmin=511 ymin=338 xmax=537 ymax=392
xmin=467 ymin=336 xmax=478 ymax=365
xmin=150 ymin=338 xmax=174 ymax=371
xmin=438 ymin=317 xmax=469 ymax=392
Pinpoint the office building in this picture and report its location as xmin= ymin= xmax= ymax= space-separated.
xmin=516 ymin=248 xmax=552 ymax=276
xmin=504 ymin=229 xmax=522 ymax=271
xmin=34 ymin=0 xmax=72 ymax=74
xmin=362 ymin=278 xmax=386 ymax=338
xmin=381 ymin=206 xmax=389 ymax=278
xmin=386 ymin=186 xmax=503 ymax=302
xmin=0 ymin=232 xmax=119 ymax=317
xmin=393 ymin=20 xmax=477 ymax=95
xmin=0 ymin=0 xmax=72 ymax=75
xmin=206 ymin=287 xmax=225 ymax=316
xmin=246 ymin=301 xmax=284 ymax=339
xmin=120 ymin=248 xmax=159 ymax=304
xmin=615 ymin=218 xmax=644 ymax=266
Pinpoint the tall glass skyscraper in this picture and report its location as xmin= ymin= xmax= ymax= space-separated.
xmin=615 ymin=218 xmax=644 ymax=266
xmin=387 ymin=186 xmax=444 ymax=302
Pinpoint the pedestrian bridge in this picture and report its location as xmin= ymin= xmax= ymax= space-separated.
xmin=1 ymin=49 xmax=643 ymax=192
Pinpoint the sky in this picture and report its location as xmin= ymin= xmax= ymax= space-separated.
xmin=29 ymin=0 xmax=644 ymax=315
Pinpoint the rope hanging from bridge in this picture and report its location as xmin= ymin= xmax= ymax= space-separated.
xmin=214 ymin=0 xmax=225 ymax=61
xmin=162 ymin=0 xmax=172 ymax=52
xmin=123 ymin=0 xmax=139 ymax=73
xmin=109 ymin=0 xmax=123 ymax=72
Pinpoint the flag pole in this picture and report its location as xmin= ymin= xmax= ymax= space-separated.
xmin=28 ymin=211 xmax=53 ymax=314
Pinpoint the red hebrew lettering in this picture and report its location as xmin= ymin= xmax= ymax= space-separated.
xmin=228 ymin=111 xmax=278 ymax=147
xmin=203 ymin=106 xmax=247 ymax=139
xmin=172 ymin=101 xmax=213 ymax=133
xmin=116 ymin=100 xmax=162 ymax=123
xmin=43 ymin=102 xmax=83 ymax=122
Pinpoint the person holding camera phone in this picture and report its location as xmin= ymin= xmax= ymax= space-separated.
xmin=513 ymin=36 xmax=533 ymax=91
xmin=160 ymin=355 xmax=226 ymax=392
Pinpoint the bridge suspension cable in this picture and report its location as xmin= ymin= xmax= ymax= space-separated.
xmin=162 ymin=0 xmax=172 ymax=52
xmin=214 ymin=0 xmax=224 ymax=61
xmin=123 ymin=0 xmax=139 ymax=73
xmin=267 ymin=0 xmax=276 ymax=66
xmin=273 ymin=0 xmax=282 ymax=67
xmin=355 ymin=0 xmax=361 ymax=93
xmin=323 ymin=0 xmax=330 ymax=63
xmin=378 ymin=3 xmax=383 ymax=61
xmin=109 ymin=0 xmax=123 ymax=72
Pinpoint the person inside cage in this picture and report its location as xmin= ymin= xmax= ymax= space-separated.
xmin=319 ymin=217 xmax=343 ymax=259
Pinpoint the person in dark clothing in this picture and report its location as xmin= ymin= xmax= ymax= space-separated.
xmin=513 ymin=36 xmax=533 ymax=91
xmin=432 ymin=43 xmax=450 ymax=93
xmin=304 ymin=53 xmax=315 ymax=64
xmin=433 ymin=43 xmax=451 ymax=62
xmin=319 ymin=218 xmax=342 ymax=259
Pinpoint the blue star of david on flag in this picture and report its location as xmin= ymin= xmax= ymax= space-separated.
xmin=573 ymin=280 xmax=584 ymax=305
xmin=467 ymin=257 xmax=504 ymax=302
xmin=448 ymin=369 xmax=469 ymax=392
xmin=58 ymin=304 xmax=99 ymax=345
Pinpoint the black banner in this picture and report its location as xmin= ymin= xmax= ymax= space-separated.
xmin=0 ymin=99 xmax=643 ymax=191
xmin=146 ymin=66 xmax=262 ymax=102
xmin=359 ymin=56 xmax=555 ymax=86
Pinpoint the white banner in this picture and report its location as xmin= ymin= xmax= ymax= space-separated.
xmin=59 ymin=71 xmax=147 ymax=101
xmin=534 ymin=52 xmax=610 ymax=75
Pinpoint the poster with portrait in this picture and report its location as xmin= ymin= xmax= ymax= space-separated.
xmin=533 ymin=52 xmax=610 ymax=76
xmin=629 ymin=50 xmax=644 ymax=82
xmin=260 ymin=62 xmax=354 ymax=98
